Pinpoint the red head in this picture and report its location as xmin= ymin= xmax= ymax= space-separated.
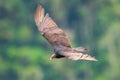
xmin=50 ymin=53 xmax=56 ymax=60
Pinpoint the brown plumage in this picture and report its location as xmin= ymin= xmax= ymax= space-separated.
xmin=34 ymin=5 xmax=97 ymax=61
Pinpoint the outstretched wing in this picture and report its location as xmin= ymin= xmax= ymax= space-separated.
xmin=34 ymin=5 xmax=71 ymax=51
xmin=66 ymin=52 xmax=97 ymax=61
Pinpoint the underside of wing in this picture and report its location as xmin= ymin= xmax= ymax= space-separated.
xmin=63 ymin=52 xmax=97 ymax=61
xmin=34 ymin=5 xmax=44 ymax=29
xmin=34 ymin=5 xmax=72 ymax=51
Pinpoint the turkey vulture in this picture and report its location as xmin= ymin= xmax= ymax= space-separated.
xmin=34 ymin=5 xmax=97 ymax=61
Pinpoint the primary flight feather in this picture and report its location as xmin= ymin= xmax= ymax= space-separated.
xmin=34 ymin=5 xmax=97 ymax=61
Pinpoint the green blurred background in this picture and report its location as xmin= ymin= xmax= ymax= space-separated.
xmin=0 ymin=0 xmax=120 ymax=80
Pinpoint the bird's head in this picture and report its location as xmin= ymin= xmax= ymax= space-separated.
xmin=50 ymin=53 xmax=56 ymax=60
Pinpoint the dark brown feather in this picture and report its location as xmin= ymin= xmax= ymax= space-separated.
xmin=34 ymin=5 xmax=72 ymax=53
xmin=34 ymin=5 xmax=97 ymax=61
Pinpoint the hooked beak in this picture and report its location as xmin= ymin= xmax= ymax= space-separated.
xmin=50 ymin=53 xmax=56 ymax=60
xmin=50 ymin=57 xmax=53 ymax=60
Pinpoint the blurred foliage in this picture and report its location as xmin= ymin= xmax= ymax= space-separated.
xmin=0 ymin=0 xmax=120 ymax=80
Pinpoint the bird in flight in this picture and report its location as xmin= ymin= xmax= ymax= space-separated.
xmin=34 ymin=5 xmax=97 ymax=61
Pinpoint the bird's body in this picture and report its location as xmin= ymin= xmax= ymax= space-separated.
xmin=43 ymin=26 xmax=71 ymax=58
xmin=34 ymin=5 xmax=97 ymax=61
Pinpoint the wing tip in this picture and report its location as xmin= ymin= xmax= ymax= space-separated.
xmin=89 ymin=57 xmax=98 ymax=61
xmin=67 ymin=53 xmax=98 ymax=61
xmin=34 ymin=4 xmax=45 ymax=25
